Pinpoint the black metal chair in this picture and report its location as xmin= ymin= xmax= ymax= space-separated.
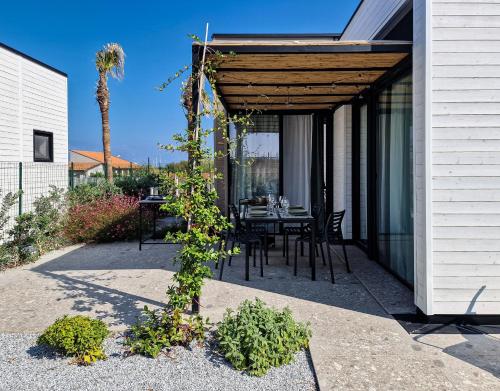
xmin=284 ymin=204 xmax=324 ymax=265
xmin=218 ymin=204 xmax=265 ymax=280
xmin=293 ymin=209 xmax=350 ymax=283
xmin=324 ymin=210 xmax=351 ymax=282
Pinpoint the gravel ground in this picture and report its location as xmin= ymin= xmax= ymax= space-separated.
xmin=0 ymin=333 xmax=317 ymax=391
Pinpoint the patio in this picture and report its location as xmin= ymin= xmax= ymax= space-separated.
xmin=0 ymin=241 xmax=498 ymax=390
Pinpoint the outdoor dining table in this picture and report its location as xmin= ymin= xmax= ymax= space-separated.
xmin=242 ymin=209 xmax=316 ymax=281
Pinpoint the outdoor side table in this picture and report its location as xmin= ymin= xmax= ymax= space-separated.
xmin=138 ymin=199 xmax=167 ymax=251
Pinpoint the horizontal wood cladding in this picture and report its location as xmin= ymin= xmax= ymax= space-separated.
xmin=225 ymin=95 xmax=349 ymax=104
xmin=216 ymin=70 xmax=386 ymax=85
xmin=219 ymin=85 xmax=366 ymax=96
xmin=228 ymin=104 xmax=332 ymax=111
xmin=217 ymin=53 xmax=408 ymax=70
xmin=209 ymin=42 xmax=410 ymax=112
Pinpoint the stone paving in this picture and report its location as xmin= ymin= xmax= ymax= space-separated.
xmin=0 ymin=241 xmax=499 ymax=390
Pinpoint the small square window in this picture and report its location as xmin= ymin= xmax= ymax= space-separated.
xmin=33 ymin=130 xmax=53 ymax=162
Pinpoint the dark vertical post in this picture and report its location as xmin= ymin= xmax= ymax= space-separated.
xmin=325 ymin=112 xmax=334 ymax=218
xmin=367 ymin=92 xmax=377 ymax=260
xmin=69 ymin=162 xmax=75 ymax=189
xmin=352 ymin=100 xmax=360 ymax=242
xmin=18 ymin=162 xmax=23 ymax=216
xmin=147 ymin=157 xmax=150 ymax=174
xmin=191 ymin=44 xmax=201 ymax=314
xmin=278 ymin=114 xmax=284 ymax=198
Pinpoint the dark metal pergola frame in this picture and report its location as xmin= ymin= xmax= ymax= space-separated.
xmin=191 ymin=37 xmax=414 ymax=285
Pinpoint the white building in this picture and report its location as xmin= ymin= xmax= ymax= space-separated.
xmin=208 ymin=0 xmax=500 ymax=316
xmin=0 ymin=42 xmax=68 ymax=214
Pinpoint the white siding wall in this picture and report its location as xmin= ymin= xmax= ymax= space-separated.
xmin=0 ymin=46 xmax=67 ymax=163
xmin=333 ymin=105 xmax=353 ymax=239
xmin=0 ymin=45 xmax=68 ymax=222
xmin=430 ymin=0 xmax=500 ymax=314
xmin=413 ymin=0 xmax=433 ymax=313
xmin=342 ymin=0 xmax=409 ymax=40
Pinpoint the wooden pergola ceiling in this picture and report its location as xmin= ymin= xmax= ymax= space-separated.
xmin=200 ymin=40 xmax=412 ymax=111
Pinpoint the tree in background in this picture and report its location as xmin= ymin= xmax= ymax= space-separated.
xmin=95 ymin=43 xmax=125 ymax=182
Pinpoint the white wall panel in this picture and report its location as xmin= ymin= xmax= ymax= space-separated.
xmin=431 ymin=0 xmax=500 ymax=315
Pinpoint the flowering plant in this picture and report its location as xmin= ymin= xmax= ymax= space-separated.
xmin=64 ymin=195 xmax=147 ymax=242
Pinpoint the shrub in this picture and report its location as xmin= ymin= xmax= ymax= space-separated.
xmin=37 ymin=315 xmax=109 ymax=365
xmin=64 ymin=195 xmax=145 ymax=242
xmin=1 ymin=187 xmax=67 ymax=269
xmin=125 ymin=306 xmax=205 ymax=358
xmin=216 ymin=299 xmax=311 ymax=376
xmin=0 ymin=190 xmax=18 ymax=242
xmin=0 ymin=191 xmax=19 ymax=268
xmin=114 ymin=170 xmax=158 ymax=197
xmin=67 ymin=182 xmax=122 ymax=207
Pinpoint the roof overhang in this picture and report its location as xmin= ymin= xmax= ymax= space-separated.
xmin=195 ymin=39 xmax=412 ymax=112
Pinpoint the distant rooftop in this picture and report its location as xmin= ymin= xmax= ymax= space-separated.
xmin=70 ymin=150 xmax=140 ymax=169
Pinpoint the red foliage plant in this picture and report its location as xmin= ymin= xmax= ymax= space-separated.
xmin=64 ymin=195 xmax=146 ymax=243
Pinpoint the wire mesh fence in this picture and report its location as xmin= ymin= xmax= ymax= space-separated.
xmin=0 ymin=162 xmax=68 ymax=235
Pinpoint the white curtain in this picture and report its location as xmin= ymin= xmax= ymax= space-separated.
xmin=283 ymin=115 xmax=312 ymax=211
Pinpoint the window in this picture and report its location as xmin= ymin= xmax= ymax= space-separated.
xmin=33 ymin=130 xmax=54 ymax=162
xmin=229 ymin=115 xmax=280 ymax=203
xmin=376 ymin=72 xmax=413 ymax=285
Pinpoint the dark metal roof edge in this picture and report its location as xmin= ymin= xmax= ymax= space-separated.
xmin=201 ymin=42 xmax=412 ymax=54
xmin=0 ymin=42 xmax=68 ymax=78
xmin=211 ymin=33 xmax=341 ymax=40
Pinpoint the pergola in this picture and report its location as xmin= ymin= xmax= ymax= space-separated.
xmin=193 ymin=35 xmax=412 ymax=112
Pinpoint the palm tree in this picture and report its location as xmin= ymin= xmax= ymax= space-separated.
xmin=95 ymin=43 xmax=125 ymax=182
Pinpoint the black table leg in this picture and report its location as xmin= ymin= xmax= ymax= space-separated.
xmin=153 ymin=205 xmax=157 ymax=238
xmin=311 ymin=223 xmax=316 ymax=281
xmin=245 ymin=221 xmax=251 ymax=281
xmin=139 ymin=204 xmax=143 ymax=251
xmin=300 ymin=223 xmax=304 ymax=256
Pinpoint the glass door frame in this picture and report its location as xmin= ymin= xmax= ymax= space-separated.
xmin=351 ymin=56 xmax=414 ymax=288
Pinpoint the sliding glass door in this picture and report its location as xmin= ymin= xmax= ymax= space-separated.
xmin=229 ymin=115 xmax=280 ymax=203
xmin=376 ymin=72 xmax=414 ymax=285
xmin=359 ymin=104 xmax=368 ymax=245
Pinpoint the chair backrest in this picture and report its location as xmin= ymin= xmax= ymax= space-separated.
xmin=311 ymin=204 xmax=326 ymax=236
xmin=325 ymin=210 xmax=345 ymax=243
xmin=229 ymin=204 xmax=243 ymax=232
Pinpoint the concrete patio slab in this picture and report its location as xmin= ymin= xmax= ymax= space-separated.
xmin=0 ymin=241 xmax=498 ymax=390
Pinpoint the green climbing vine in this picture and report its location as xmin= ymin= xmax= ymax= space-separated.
xmin=160 ymin=34 xmax=253 ymax=312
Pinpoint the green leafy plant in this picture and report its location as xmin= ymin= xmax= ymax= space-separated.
xmin=156 ymin=34 xmax=251 ymax=313
xmin=64 ymin=194 xmax=148 ymax=243
xmin=217 ymin=299 xmax=312 ymax=376
xmin=67 ymin=182 xmax=122 ymax=206
xmin=0 ymin=190 xmax=18 ymax=240
xmin=125 ymin=306 xmax=206 ymax=358
xmin=0 ymin=190 xmax=19 ymax=268
xmin=37 ymin=315 xmax=109 ymax=365
xmin=114 ymin=170 xmax=158 ymax=197
xmin=2 ymin=187 xmax=67 ymax=268
xmin=125 ymin=33 xmax=247 ymax=358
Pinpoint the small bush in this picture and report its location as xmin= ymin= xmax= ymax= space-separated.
xmin=64 ymin=195 xmax=145 ymax=242
xmin=125 ymin=306 xmax=206 ymax=358
xmin=0 ymin=190 xmax=18 ymax=241
xmin=67 ymin=182 xmax=122 ymax=206
xmin=37 ymin=315 xmax=109 ymax=365
xmin=114 ymin=170 xmax=158 ymax=197
xmin=1 ymin=187 xmax=67 ymax=269
xmin=216 ymin=299 xmax=311 ymax=376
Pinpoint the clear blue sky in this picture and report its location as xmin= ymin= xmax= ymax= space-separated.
xmin=1 ymin=0 xmax=359 ymax=165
